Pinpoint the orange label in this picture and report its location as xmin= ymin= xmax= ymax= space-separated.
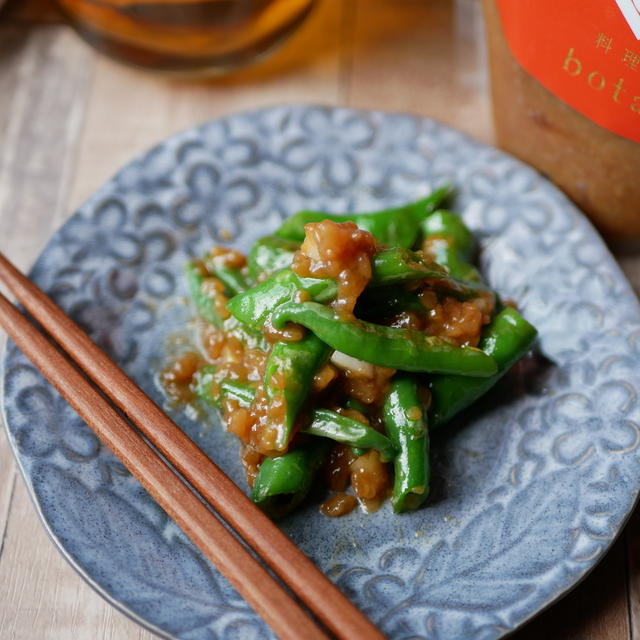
xmin=496 ymin=0 xmax=640 ymax=143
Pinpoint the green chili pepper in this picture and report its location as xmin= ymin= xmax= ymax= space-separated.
xmin=193 ymin=365 xmax=257 ymax=409
xmin=383 ymin=375 xmax=430 ymax=513
xmin=345 ymin=397 xmax=369 ymax=413
xmin=220 ymin=379 xmax=256 ymax=408
xmin=270 ymin=301 xmax=498 ymax=376
xmin=275 ymin=185 xmax=452 ymax=247
xmin=430 ymin=307 xmax=538 ymax=427
xmin=420 ymin=210 xmax=476 ymax=259
xmin=226 ymin=269 xmax=337 ymax=331
xmin=355 ymin=287 xmax=430 ymax=320
xmin=263 ymin=335 xmax=331 ymax=451
xmin=210 ymin=266 xmax=251 ymax=296
xmin=425 ymin=242 xmax=483 ymax=283
xmin=371 ymin=247 xmax=448 ymax=285
xmin=420 ymin=210 xmax=483 ymax=282
xmin=303 ymin=409 xmax=395 ymax=462
xmin=357 ymin=247 xmax=491 ymax=321
xmin=251 ymin=438 xmax=331 ymax=518
xmin=247 ymin=235 xmax=299 ymax=281
xmin=220 ymin=315 xmax=271 ymax=353
xmin=193 ymin=364 xmax=219 ymax=407
xmin=370 ymin=247 xmax=488 ymax=298
xmin=185 ymin=261 xmax=227 ymax=329
xmin=343 ymin=398 xmax=372 ymax=457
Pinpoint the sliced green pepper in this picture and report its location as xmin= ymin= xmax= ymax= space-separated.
xmin=430 ymin=307 xmax=538 ymax=427
xmin=271 ymin=301 xmax=498 ymax=376
xmin=193 ymin=364 xmax=220 ymax=407
xmin=370 ymin=247 xmax=489 ymax=298
xmin=424 ymin=241 xmax=483 ymax=283
xmin=251 ymin=438 xmax=331 ymax=518
xmin=248 ymin=235 xmax=299 ymax=281
xmin=220 ymin=379 xmax=256 ymax=408
xmin=226 ymin=269 xmax=337 ymax=331
xmin=383 ymin=375 xmax=430 ymax=513
xmin=343 ymin=398 xmax=372 ymax=457
xmin=275 ymin=185 xmax=452 ymax=247
xmin=371 ymin=247 xmax=449 ymax=285
xmin=303 ymin=409 xmax=395 ymax=462
xmin=355 ymin=287 xmax=430 ymax=320
xmin=193 ymin=365 xmax=257 ymax=409
xmin=420 ymin=210 xmax=483 ymax=282
xmin=210 ymin=266 xmax=251 ymax=296
xmin=185 ymin=261 xmax=228 ymax=329
xmin=420 ymin=210 xmax=476 ymax=259
xmin=264 ymin=335 xmax=330 ymax=451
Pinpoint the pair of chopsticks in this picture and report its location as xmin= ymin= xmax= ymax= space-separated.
xmin=0 ymin=252 xmax=384 ymax=640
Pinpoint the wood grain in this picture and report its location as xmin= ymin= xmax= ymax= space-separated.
xmin=0 ymin=25 xmax=95 ymax=257
xmin=348 ymin=0 xmax=494 ymax=144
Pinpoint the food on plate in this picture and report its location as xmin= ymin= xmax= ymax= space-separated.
xmin=162 ymin=186 xmax=537 ymax=517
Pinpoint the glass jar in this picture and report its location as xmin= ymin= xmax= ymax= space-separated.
xmin=482 ymin=0 xmax=640 ymax=239
xmin=55 ymin=0 xmax=316 ymax=76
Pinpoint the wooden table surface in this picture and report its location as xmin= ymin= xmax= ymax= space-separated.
xmin=0 ymin=1 xmax=638 ymax=638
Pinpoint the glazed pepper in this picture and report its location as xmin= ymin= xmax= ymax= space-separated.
xmin=357 ymin=247 xmax=491 ymax=320
xmin=263 ymin=335 xmax=331 ymax=451
xmin=370 ymin=247 xmax=489 ymax=298
xmin=275 ymin=185 xmax=452 ymax=247
xmin=370 ymin=247 xmax=449 ymax=285
xmin=383 ymin=375 xmax=430 ymax=512
xmin=344 ymin=398 xmax=372 ymax=457
xmin=210 ymin=266 xmax=251 ymax=296
xmin=193 ymin=364 xmax=220 ymax=407
xmin=251 ymin=438 xmax=331 ymax=518
xmin=420 ymin=210 xmax=483 ymax=282
xmin=430 ymin=307 xmax=538 ymax=427
xmin=270 ymin=301 xmax=498 ymax=376
xmin=222 ymin=315 xmax=272 ymax=353
xmin=344 ymin=397 xmax=369 ymax=414
xmin=193 ymin=365 xmax=257 ymax=409
xmin=226 ymin=268 xmax=337 ymax=331
xmin=303 ymin=409 xmax=395 ymax=462
xmin=248 ymin=235 xmax=299 ymax=281
xmin=185 ymin=261 xmax=228 ymax=329
xmin=420 ymin=209 xmax=476 ymax=259
xmin=355 ymin=286 xmax=430 ymax=320
xmin=219 ymin=379 xmax=256 ymax=408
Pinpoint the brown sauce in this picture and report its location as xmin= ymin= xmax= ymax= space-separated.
xmin=292 ymin=220 xmax=377 ymax=318
xmin=320 ymin=493 xmax=358 ymax=517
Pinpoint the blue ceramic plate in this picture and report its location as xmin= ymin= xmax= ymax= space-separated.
xmin=3 ymin=105 xmax=640 ymax=640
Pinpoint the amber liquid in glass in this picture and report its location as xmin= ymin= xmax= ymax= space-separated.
xmin=56 ymin=0 xmax=316 ymax=74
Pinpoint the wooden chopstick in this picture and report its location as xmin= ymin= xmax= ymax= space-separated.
xmin=0 ymin=253 xmax=384 ymax=640
xmin=0 ymin=289 xmax=327 ymax=640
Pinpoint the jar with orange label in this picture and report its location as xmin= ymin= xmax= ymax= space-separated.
xmin=482 ymin=0 xmax=640 ymax=239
